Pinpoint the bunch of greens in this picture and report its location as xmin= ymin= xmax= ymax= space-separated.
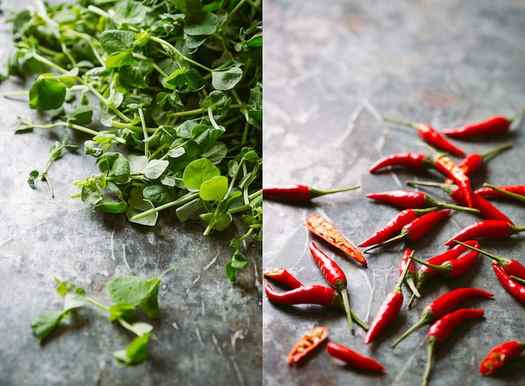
xmin=32 ymin=269 xmax=173 ymax=365
xmin=5 ymin=0 xmax=262 ymax=281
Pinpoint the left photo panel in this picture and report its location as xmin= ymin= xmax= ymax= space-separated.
xmin=0 ymin=1 xmax=262 ymax=385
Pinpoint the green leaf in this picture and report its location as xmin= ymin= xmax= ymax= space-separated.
xmin=107 ymin=276 xmax=161 ymax=319
xmin=144 ymin=159 xmax=169 ymax=180
xmin=96 ymin=182 xmax=128 ymax=214
xmin=67 ymin=105 xmax=93 ymax=126
xmin=167 ymin=147 xmax=186 ymax=158
xmin=246 ymin=34 xmax=262 ymax=48
xmin=199 ymin=175 xmax=227 ymax=201
xmin=212 ymin=66 xmax=243 ymax=91
xmin=113 ymin=0 xmax=149 ymax=25
xmin=200 ymin=211 xmax=232 ymax=231
xmin=108 ymin=303 xmax=136 ymax=321
xmin=106 ymin=51 xmax=134 ymax=69
xmin=184 ymin=12 xmax=220 ymax=36
xmin=182 ymin=158 xmax=220 ymax=190
xmin=27 ymin=170 xmax=40 ymax=190
xmin=127 ymin=190 xmax=158 ymax=227
xmin=31 ymin=311 xmax=67 ymax=342
xmin=114 ymin=333 xmax=150 ymax=366
xmin=29 ymin=78 xmax=66 ymax=111
xmin=100 ymin=30 xmax=136 ymax=54
xmin=202 ymin=143 xmax=228 ymax=164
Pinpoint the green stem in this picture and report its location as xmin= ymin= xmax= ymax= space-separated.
xmin=422 ymin=340 xmax=435 ymax=386
xmin=510 ymin=105 xmax=525 ymax=123
xmin=363 ymin=231 xmax=407 ymax=253
xmin=130 ymin=192 xmax=199 ymax=221
xmin=431 ymin=199 xmax=479 ymax=214
xmin=396 ymin=255 xmax=412 ymax=291
xmin=17 ymin=121 xmax=98 ymax=136
xmin=172 ymin=107 xmax=208 ymax=117
xmin=32 ymin=52 xmax=69 ymax=74
xmin=150 ymin=36 xmax=213 ymax=72
xmin=407 ymin=180 xmax=446 ymax=189
xmin=340 ymin=289 xmax=353 ymax=334
xmin=483 ymin=183 xmax=525 ymax=204
xmin=383 ymin=116 xmax=420 ymax=130
xmin=481 ymin=143 xmax=513 ymax=162
xmin=85 ymin=296 xmax=110 ymax=313
xmin=138 ymin=108 xmax=149 ymax=158
xmin=452 ymin=240 xmax=508 ymax=265
xmin=0 ymin=90 xmax=28 ymax=97
xmin=406 ymin=277 xmax=421 ymax=298
xmin=410 ymin=255 xmax=448 ymax=273
xmin=310 ymin=185 xmax=360 ymax=199
xmin=510 ymin=276 xmax=525 ymax=285
xmin=118 ymin=318 xmax=140 ymax=336
xmin=391 ymin=316 xmax=429 ymax=349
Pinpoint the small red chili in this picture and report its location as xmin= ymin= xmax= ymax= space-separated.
xmin=287 ymin=326 xmax=328 ymax=366
xmin=263 ymin=268 xmax=303 ymax=289
xmin=264 ymin=284 xmax=339 ymax=307
xmin=410 ymin=249 xmax=480 ymax=279
xmin=384 ymin=117 xmax=465 ymax=157
xmin=453 ymin=240 xmax=525 ymax=279
xmin=422 ymin=308 xmax=485 ymax=386
xmin=431 ymin=153 xmax=475 ymax=208
xmin=326 ymin=342 xmax=385 ymax=373
xmin=457 ymin=143 xmax=513 ymax=176
xmin=369 ymin=152 xmax=429 ymax=174
xmin=444 ymin=220 xmax=525 ymax=246
xmin=364 ymin=209 xmax=451 ymax=252
xmin=393 ymin=288 xmax=493 ymax=348
xmin=366 ymin=190 xmax=478 ymax=213
xmin=365 ymin=251 xmax=411 ymax=344
xmin=492 ymin=264 xmax=525 ymax=305
xmin=476 ymin=183 xmax=525 ymax=204
xmin=306 ymin=213 xmax=367 ymax=267
xmin=442 ymin=116 xmax=512 ymax=139
xmin=480 ymin=340 xmax=525 ymax=376
xmin=263 ymin=184 xmax=359 ymax=203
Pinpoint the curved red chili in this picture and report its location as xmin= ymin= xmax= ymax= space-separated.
xmin=326 ymin=342 xmax=385 ymax=373
xmin=411 ymin=249 xmax=480 ymax=278
xmin=366 ymin=190 xmax=478 ymax=213
xmin=264 ymin=284 xmax=338 ymax=306
xmin=445 ymin=220 xmax=525 ymax=246
xmin=492 ymin=264 xmax=525 ymax=305
xmin=365 ymin=209 xmax=451 ymax=251
xmin=442 ymin=116 xmax=512 ymax=138
xmin=263 ymin=184 xmax=359 ymax=203
xmin=458 ymin=143 xmax=513 ymax=176
xmin=365 ymin=251 xmax=411 ymax=344
xmin=263 ymin=268 xmax=303 ymax=289
xmin=476 ymin=184 xmax=525 ymax=200
xmin=453 ymin=240 xmax=525 ymax=279
xmin=393 ymin=288 xmax=492 ymax=348
xmin=432 ymin=154 xmax=475 ymax=208
xmin=359 ymin=208 xmax=421 ymax=247
xmin=369 ymin=152 xmax=428 ymax=173
xmin=480 ymin=340 xmax=525 ymax=376
xmin=422 ymin=308 xmax=485 ymax=386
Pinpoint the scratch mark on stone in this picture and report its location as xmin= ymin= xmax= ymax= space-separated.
xmin=203 ymin=254 xmax=218 ymax=271
xmin=195 ymin=327 xmax=204 ymax=346
xmin=171 ymin=321 xmax=179 ymax=330
xmin=359 ymin=269 xmax=373 ymax=322
xmin=212 ymin=333 xmax=223 ymax=354
xmin=231 ymin=329 xmax=246 ymax=351
xmin=110 ymin=231 xmax=115 ymax=261
xmin=122 ymin=244 xmax=131 ymax=272
xmin=185 ymin=274 xmax=201 ymax=296
xmin=391 ymin=338 xmax=425 ymax=385
xmin=231 ymin=360 xmax=245 ymax=386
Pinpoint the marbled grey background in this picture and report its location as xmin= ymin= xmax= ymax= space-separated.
xmin=264 ymin=1 xmax=525 ymax=386
xmin=0 ymin=1 xmax=261 ymax=385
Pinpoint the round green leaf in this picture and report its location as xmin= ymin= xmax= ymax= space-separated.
xmin=199 ymin=175 xmax=228 ymax=201
xmin=182 ymin=158 xmax=220 ymax=190
xmin=29 ymin=78 xmax=66 ymax=111
xmin=184 ymin=12 xmax=219 ymax=36
xmin=212 ymin=66 xmax=243 ymax=91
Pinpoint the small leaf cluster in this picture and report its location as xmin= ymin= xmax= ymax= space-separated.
xmin=6 ymin=0 xmax=262 ymax=281
xmin=32 ymin=269 xmax=173 ymax=366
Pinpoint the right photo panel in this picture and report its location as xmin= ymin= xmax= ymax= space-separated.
xmin=263 ymin=1 xmax=525 ymax=386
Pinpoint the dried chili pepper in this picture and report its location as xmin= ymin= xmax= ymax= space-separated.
xmin=287 ymin=326 xmax=328 ymax=366
xmin=264 ymin=284 xmax=339 ymax=307
xmin=364 ymin=254 xmax=411 ymax=344
xmin=492 ymin=264 xmax=525 ymax=305
xmin=407 ymin=180 xmax=513 ymax=223
xmin=442 ymin=116 xmax=513 ymax=139
xmin=369 ymin=152 xmax=429 ymax=173
xmin=384 ymin=117 xmax=465 ymax=157
xmin=306 ymin=213 xmax=367 ymax=267
xmin=476 ymin=183 xmax=525 ymax=204
xmin=310 ymin=242 xmax=360 ymax=333
xmin=422 ymin=308 xmax=485 ymax=386
xmin=263 ymin=268 xmax=303 ymax=289
xmin=480 ymin=340 xmax=525 ymax=376
xmin=453 ymin=240 xmax=525 ymax=279
xmin=263 ymin=184 xmax=359 ymax=203
xmin=399 ymin=248 xmax=420 ymax=298
xmin=457 ymin=143 xmax=512 ymax=176
xmin=444 ymin=220 xmax=525 ymax=246
xmin=326 ymin=342 xmax=385 ymax=373
xmin=366 ymin=190 xmax=478 ymax=213
xmin=393 ymin=288 xmax=492 ymax=348
xmin=409 ymin=249 xmax=480 ymax=279
xmin=364 ymin=209 xmax=450 ymax=252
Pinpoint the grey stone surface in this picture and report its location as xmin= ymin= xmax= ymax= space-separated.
xmin=264 ymin=1 xmax=525 ymax=386
xmin=0 ymin=2 xmax=261 ymax=386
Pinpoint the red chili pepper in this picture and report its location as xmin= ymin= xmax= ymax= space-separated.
xmin=410 ymin=249 xmax=480 ymax=279
xmin=365 ymin=252 xmax=411 ymax=344
xmin=457 ymin=143 xmax=513 ymax=176
xmin=442 ymin=116 xmax=512 ymax=138
xmin=393 ymin=288 xmax=492 ymax=348
xmin=406 ymin=180 xmax=513 ymax=223
xmin=384 ymin=117 xmax=465 ymax=157
xmin=326 ymin=342 xmax=385 ymax=373
xmin=305 ymin=213 xmax=367 ymax=267
xmin=359 ymin=209 xmax=421 ymax=247
xmin=364 ymin=209 xmax=450 ymax=252
xmin=422 ymin=308 xmax=485 ymax=386
xmin=453 ymin=240 xmax=525 ymax=279
xmin=287 ymin=326 xmax=328 ymax=366
xmin=492 ymin=264 xmax=525 ymax=305
xmin=366 ymin=190 xmax=478 ymax=213
xmin=476 ymin=183 xmax=525 ymax=204
xmin=480 ymin=340 xmax=525 ymax=376
xmin=445 ymin=220 xmax=525 ymax=246
xmin=399 ymin=248 xmax=420 ymax=298
xmin=263 ymin=184 xmax=359 ymax=203
xmin=263 ymin=268 xmax=303 ymax=289
xmin=432 ymin=153 xmax=475 ymax=208
xmin=264 ymin=284 xmax=339 ymax=307
xmin=369 ymin=152 xmax=429 ymax=174
xmin=310 ymin=242 xmax=365 ymax=333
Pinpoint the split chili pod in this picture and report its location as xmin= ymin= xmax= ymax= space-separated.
xmin=476 ymin=183 xmax=525 ymax=204
xmin=442 ymin=116 xmax=512 ymax=139
xmin=364 ymin=209 xmax=451 ymax=252
xmin=453 ymin=240 xmax=525 ymax=279
xmin=369 ymin=152 xmax=429 ymax=174
xmin=392 ymin=288 xmax=492 ymax=348
xmin=366 ymin=190 xmax=478 ymax=213
xmin=480 ymin=340 xmax=525 ymax=376
xmin=326 ymin=342 xmax=385 ymax=373
xmin=287 ymin=326 xmax=328 ymax=366
xmin=445 ymin=220 xmax=525 ymax=246
xmin=305 ymin=213 xmax=367 ymax=267
xmin=492 ymin=264 xmax=525 ymax=305
xmin=263 ymin=184 xmax=359 ymax=203
xmin=422 ymin=308 xmax=485 ymax=386
xmin=264 ymin=284 xmax=339 ymax=307
xmin=263 ymin=268 xmax=303 ymax=289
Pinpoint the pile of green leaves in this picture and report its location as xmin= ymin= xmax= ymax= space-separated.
xmin=5 ymin=0 xmax=262 ymax=281
xmin=33 ymin=269 xmax=173 ymax=365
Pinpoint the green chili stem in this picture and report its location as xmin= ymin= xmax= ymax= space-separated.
xmin=483 ymin=183 xmax=525 ymax=203
xmin=383 ymin=116 xmax=420 ymax=130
